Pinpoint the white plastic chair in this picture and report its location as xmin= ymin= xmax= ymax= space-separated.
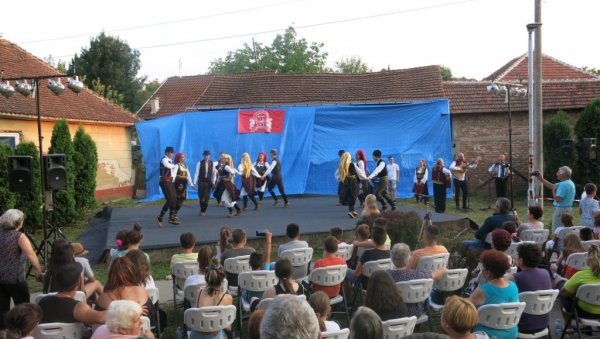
xmin=415 ymin=253 xmax=449 ymax=274
xmin=554 ymin=226 xmax=586 ymax=252
xmin=33 ymin=322 xmax=84 ymax=339
xmin=395 ymin=278 xmax=433 ymax=328
xmin=566 ymin=252 xmax=588 ymax=271
xmin=361 ymin=259 xmax=393 ymax=279
xmin=565 ymin=283 xmax=600 ymax=339
xmin=503 ymin=266 xmax=518 ymax=280
xmin=141 ymin=316 xmax=151 ymax=334
xmin=336 ymin=244 xmax=354 ymax=262
xmin=429 ymin=269 xmax=469 ymax=311
xmin=477 ymin=302 xmax=526 ymax=331
xmin=257 ymin=294 xmax=306 ymax=310
xmin=171 ymin=261 xmax=200 ymax=312
xmin=517 ymin=289 xmax=559 ymax=338
xmin=184 ymin=282 xmax=206 ymax=307
xmin=519 ymin=229 xmax=549 ymax=244
xmin=35 ymin=291 xmax=87 ymax=305
xmin=223 ymin=255 xmax=251 ymax=295
xmin=237 ymin=270 xmax=278 ymax=333
xmin=382 ymin=316 xmax=418 ymax=339
xmin=321 ymin=328 xmax=350 ymax=339
xmin=309 ymin=264 xmax=349 ymax=323
xmin=184 ymin=305 xmax=237 ymax=333
xmin=145 ymin=286 xmax=161 ymax=337
xmin=582 ymin=240 xmax=600 ymax=250
xmin=505 ymin=241 xmax=535 ymax=261
xmin=280 ymin=247 xmax=314 ymax=281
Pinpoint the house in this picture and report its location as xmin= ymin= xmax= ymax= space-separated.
xmin=0 ymin=39 xmax=138 ymax=200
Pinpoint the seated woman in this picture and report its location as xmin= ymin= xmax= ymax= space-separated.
xmin=309 ymin=291 xmax=341 ymax=332
xmin=191 ymin=257 xmax=233 ymax=339
xmin=184 ymin=246 xmax=215 ymax=289
xmin=250 ymin=258 xmax=304 ymax=311
xmin=560 ymin=244 xmax=600 ymax=322
xmin=125 ymin=249 xmax=155 ymax=289
xmin=365 ymin=270 xmax=409 ymax=321
xmin=349 ymin=306 xmax=383 ymax=339
xmin=441 ymin=296 xmax=489 ymax=339
xmin=469 ymin=250 xmax=520 ymax=339
xmin=91 ymin=300 xmax=154 ymax=339
xmin=515 ymin=205 xmax=544 ymax=237
xmin=4 ymin=303 xmax=42 ymax=339
xmin=554 ymin=234 xmax=585 ymax=279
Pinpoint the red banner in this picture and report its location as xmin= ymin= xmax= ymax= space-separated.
xmin=238 ymin=109 xmax=285 ymax=134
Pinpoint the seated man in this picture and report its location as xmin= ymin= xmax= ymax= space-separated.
xmin=349 ymin=226 xmax=390 ymax=289
xmin=407 ymin=224 xmax=448 ymax=269
xmin=170 ymin=232 xmax=198 ymax=267
xmin=464 ymin=197 xmax=514 ymax=250
xmin=277 ymin=223 xmax=310 ymax=278
xmin=311 ymin=236 xmax=347 ymax=297
xmin=221 ymin=229 xmax=256 ymax=285
xmin=38 ymin=263 xmax=106 ymax=325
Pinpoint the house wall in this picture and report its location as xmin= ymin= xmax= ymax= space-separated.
xmin=0 ymin=118 xmax=133 ymax=200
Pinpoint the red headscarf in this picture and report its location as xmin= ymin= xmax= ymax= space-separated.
xmin=356 ymin=149 xmax=369 ymax=176
xmin=175 ymin=152 xmax=184 ymax=163
xmin=256 ymin=151 xmax=268 ymax=163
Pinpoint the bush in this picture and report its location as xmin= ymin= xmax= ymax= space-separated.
xmin=543 ymin=111 xmax=576 ymax=183
xmin=574 ymin=98 xmax=600 ymax=192
xmin=13 ymin=142 xmax=42 ymax=233
xmin=357 ymin=210 xmax=423 ymax=250
xmin=0 ymin=144 xmax=16 ymax=212
xmin=48 ymin=119 xmax=77 ymax=226
xmin=73 ymin=126 xmax=97 ymax=211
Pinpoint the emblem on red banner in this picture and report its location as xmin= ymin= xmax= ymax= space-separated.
xmin=238 ymin=109 xmax=284 ymax=133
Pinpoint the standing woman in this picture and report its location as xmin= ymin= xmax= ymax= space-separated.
xmin=253 ymin=152 xmax=270 ymax=203
xmin=338 ymin=152 xmax=363 ymax=219
xmin=215 ymin=153 xmax=242 ymax=217
xmin=413 ymin=159 xmax=429 ymax=204
xmin=174 ymin=152 xmax=195 ymax=216
xmin=0 ymin=209 xmax=43 ymax=327
xmin=355 ymin=149 xmax=370 ymax=208
xmin=237 ymin=153 xmax=260 ymax=211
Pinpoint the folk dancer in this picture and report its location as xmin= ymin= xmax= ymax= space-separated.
xmin=449 ymin=153 xmax=479 ymax=210
xmin=214 ymin=153 xmax=242 ymax=217
xmin=367 ymin=150 xmax=396 ymax=211
xmin=337 ymin=149 xmax=345 ymax=205
xmin=262 ymin=149 xmax=289 ymax=207
xmin=173 ymin=152 xmax=195 ymax=215
xmin=488 ymin=154 xmax=510 ymax=198
xmin=355 ymin=149 xmax=371 ymax=208
xmin=157 ymin=146 xmax=179 ymax=227
xmin=386 ymin=155 xmax=400 ymax=202
xmin=254 ymin=152 xmax=270 ymax=202
xmin=432 ymin=158 xmax=451 ymax=213
xmin=193 ymin=150 xmax=217 ymax=216
xmin=413 ymin=159 xmax=429 ymax=204
xmin=237 ymin=152 xmax=260 ymax=210
xmin=336 ymin=152 xmax=364 ymax=218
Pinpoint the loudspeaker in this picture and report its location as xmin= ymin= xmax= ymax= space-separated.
xmin=560 ymin=139 xmax=574 ymax=160
xmin=583 ymin=138 xmax=597 ymax=160
xmin=8 ymin=156 xmax=33 ymax=192
xmin=43 ymin=154 xmax=67 ymax=190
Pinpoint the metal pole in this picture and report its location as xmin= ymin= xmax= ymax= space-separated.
xmin=34 ymin=79 xmax=50 ymax=265
xmin=507 ymin=85 xmax=514 ymax=210
xmin=533 ymin=0 xmax=544 ymax=206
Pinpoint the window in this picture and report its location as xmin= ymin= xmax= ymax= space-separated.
xmin=0 ymin=132 xmax=20 ymax=149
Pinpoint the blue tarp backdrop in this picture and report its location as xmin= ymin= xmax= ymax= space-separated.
xmin=136 ymin=99 xmax=453 ymax=202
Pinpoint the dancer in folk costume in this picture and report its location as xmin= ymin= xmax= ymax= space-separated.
xmin=355 ymin=149 xmax=371 ymax=208
xmin=262 ymin=149 xmax=289 ymax=207
xmin=237 ymin=152 xmax=260 ymax=210
xmin=173 ymin=152 xmax=195 ymax=214
xmin=253 ymin=152 xmax=270 ymax=202
xmin=214 ymin=153 xmax=242 ymax=217
xmin=413 ymin=159 xmax=429 ymax=204
xmin=157 ymin=146 xmax=179 ymax=227
xmin=336 ymin=152 xmax=364 ymax=218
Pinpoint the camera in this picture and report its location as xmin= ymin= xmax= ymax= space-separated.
xmin=530 ymin=171 xmax=540 ymax=177
xmin=256 ymin=230 xmax=266 ymax=237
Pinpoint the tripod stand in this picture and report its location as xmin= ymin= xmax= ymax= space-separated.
xmin=415 ymin=194 xmax=433 ymax=250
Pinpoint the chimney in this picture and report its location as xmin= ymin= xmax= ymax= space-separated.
xmin=150 ymin=97 xmax=160 ymax=114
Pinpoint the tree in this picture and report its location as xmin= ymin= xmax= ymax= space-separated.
xmin=543 ymin=111 xmax=576 ymax=182
xmin=335 ymin=56 xmax=370 ymax=73
xmin=440 ymin=65 xmax=454 ymax=81
xmin=69 ymin=32 xmax=145 ymax=112
xmin=0 ymin=144 xmax=16 ymax=211
xmin=73 ymin=126 xmax=98 ymax=211
xmin=139 ymin=79 xmax=162 ymax=103
xmin=574 ymin=98 xmax=600 ymax=191
xmin=209 ymin=27 xmax=329 ymax=74
xmin=90 ymin=78 xmax=125 ymax=107
xmin=13 ymin=142 xmax=42 ymax=233
xmin=48 ymin=119 xmax=77 ymax=226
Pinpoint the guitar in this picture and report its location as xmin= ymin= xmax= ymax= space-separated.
xmin=452 ymin=156 xmax=482 ymax=176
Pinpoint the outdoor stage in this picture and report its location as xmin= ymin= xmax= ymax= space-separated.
xmin=79 ymin=195 xmax=475 ymax=262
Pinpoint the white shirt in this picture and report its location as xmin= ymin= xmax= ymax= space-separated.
xmin=262 ymin=159 xmax=279 ymax=176
xmin=449 ymin=160 xmax=477 ymax=181
xmin=161 ymin=155 xmax=178 ymax=181
xmin=387 ymin=163 xmax=400 ymax=181
xmin=413 ymin=168 xmax=429 ymax=184
xmin=368 ymin=159 xmax=386 ymax=179
xmin=236 ymin=163 xmax=260 ymax=178
xmin=193 ymin=160 xmax=218 ymax=186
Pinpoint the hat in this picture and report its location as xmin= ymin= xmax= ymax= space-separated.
xmin=338 ymin=150 xmax=345 ymax=156
xmin=71 ymin=242 xmax=88 ymax=257
xmin=203 ymin=150 xmax=211 ymax=156
xmin=56 ymin=263 xmax=83 ymax=292
xmin=165 ymin=146 xmax=175 ymax=153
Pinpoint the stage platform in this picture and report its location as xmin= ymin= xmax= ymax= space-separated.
xmin=79 ymin=195 xmax=475 ymax=262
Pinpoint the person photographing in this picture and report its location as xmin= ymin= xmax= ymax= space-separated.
xmin=532 ymin=166 xmax=575 ymax=232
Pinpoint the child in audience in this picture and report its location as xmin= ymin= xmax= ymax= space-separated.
xmin=348 ymin=224 xmax=370 ymax=269
xmin=329 ymin=227 xmax=348 ymax=246
xmin=309 ymin=291 xmax=341 ymax=332
xmin=502 ymin=220 xmax=519 ymax=242
xmin=216 ymin=226 xmax=232 ymax=258
xmin=554 ymin=233 xmax=585 ymax=279
xmin=550 ymin=214 xmax=575 ymax=252
xmin=109 ymin=229 xmax=129 ymax=265
xmin=170 ymin=232 xmax=198 ymax=268
xmin=125 ymin=223 xmax=150 ymax=263
xmin=580 ymin=183 xmax=599 ymax=228
xmin=126 ymin=249 xmax=155 ymax=288
xmin=580 ymin=227 xmax=596 ymax=241
xmin=4 ymin=303 xmax=42 ymax=339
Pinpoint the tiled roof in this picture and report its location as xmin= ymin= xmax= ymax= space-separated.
xmin=136 ymin=66 xmax=445 ymax=119
xmin=484 ymin=54 xmax=597 ymax=82
xmin=444 ymin=79 xmax=600 ymax=114
xmin=0 ymin=39 xmax=137 ymax=125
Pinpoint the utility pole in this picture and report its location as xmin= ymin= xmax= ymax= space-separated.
xmin=533 ymin=0 xmax=544 ymax=207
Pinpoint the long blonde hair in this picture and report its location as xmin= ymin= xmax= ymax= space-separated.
xmin=221 ymin=154 xmax=234 ymax=180
xmin=362 ymin=194 xmax=380 ymax=217
xmin=241 ymin=153 xmax=253 ymax=178
xmin=338 ymin=152 xmax=351 ymax=181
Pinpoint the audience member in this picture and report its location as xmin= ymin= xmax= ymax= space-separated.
xmin=405 ymin=334 xmax=451 ymax=339
xmin=555 ymin=233 xmax=585 ymax=279
xmin=38 ymin=263 xmax=105 ymax=325
xmin=361 ymin=194 xmax=380 ymax=218
xmin=73 ymin=242 xmax=104 ymax=298
xmin=125 ymin=224 xmax=150 ymax=263
xmin=309 ymin=291 xmax=341 ymax=332
xmin=469 ymin=250 xmax=519 ymax=339
xmin=516 ymin=205 xmax=544 ymax=237
xmin=365 ymin=270 xmax=409 ymax=321
xmin=221 ymin=229 xmax=256 ymax=285
xmin=469 ymin=228 xmax=513 ymax=289
xmin=4 ymin=303 xmax=42 ymax=339
xmin=242 ymin=230 xmax=272 ymax=303
xmin=537 ymin=166 xmax=575 ymax=232
xmin=311 ymin=236 xmax=346 ymax=297
xmin=216 ymin=227 xmax=232 ymax=258
xmin=170 ymin=232 xmax=198 ymax=267
xmin=126 ymin=249 xmax=155 ymax=288
xmin=349 ymin=306 xmax=383 ymax=339
xmin=247 ymin=308 xmax=264 ymax=339
xmin=502 ymin=221 xmax=519 ymax=242
xmin=560 ymin=244 xmax=600 ymax=320
xmin=0 ymin=209 xmax=43 ymax=328
xmin=511 ymin=243 xmax=552 ymax=335
xmin=464 ymin=198 xmax=514 ymax=250
xmin=191 ymin=257 xmax=232 ymax=339
xmin=184 ymin=245 xmax=215 ymax=289
xmin=350 ymin=226 xmax=390 ymax=289
xmin=580 ymin=227 xmax=596 ymax=241
xmin=257 ymin=259 xmax=304 ymax=302
xmin=44 ymin=239 xmax=78 ymax=293
xmin=407 ymin=225 xmax=448 ymax=269
xmin=580 ymin=183 xmax=600 ymax=228
xmin=349 ymin=224 xmax=371 ymax=268
xmin=91 ymin=300 xmax=154 ymax=339
xmin=441 ymin=296 xmax=489 ymax=339
xmin=260 ymin=294 xmax=320 ymax=339
xmin=277 ymin=224 xmax=310 ymax=279
xmin=549 ymin=214 xmax=575 ymax=253
xmin=109 ymin=229 xmax=130 ymax=266
xmin=329 ymin=227 xmax=348 ymax=245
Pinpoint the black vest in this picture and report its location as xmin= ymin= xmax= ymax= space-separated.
xmin=271 ymin=158 xmax=281 ymax=176
xmin=255 ymin=162 xmax=268 ymax=176
xmin=218 ymin=165 xmax=232 ymax=180
xmin=198 ymin=160 xmax=213 ymax=180
xmin=159 ymin=156 xmax=172 ymax=177
xmin=376 ymin=159 xmax=388 ymax=178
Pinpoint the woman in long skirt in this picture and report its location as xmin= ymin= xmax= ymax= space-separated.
xmin=214 ymin=153 xmax=241 ymax=217
xmin=237 ymin=152 xmax=260 ymax=210
xmin=355 ymin=149 xmax=371 ymax=208
xmin=413 ymin=159 xmax=429 ymax=204
xmin=338 ymin=152 xmax=363 ymax=218
xmin=254 ymin=152 xmax=270 ymax=202
xmin=174 ymin=152 xmax=195 ymax=214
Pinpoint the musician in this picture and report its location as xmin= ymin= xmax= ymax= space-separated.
xmin=450 ymin=153 xmax=479 ymax=210
xmin=157 ymin=146 xmax=179 ymax=227
xmin=431 ymin=158 xmax=451 ymax=213
xmin=413 ymin=160 xmax=429 ymax=204
xmin=488 ymin=154 xmax=510 ymax=198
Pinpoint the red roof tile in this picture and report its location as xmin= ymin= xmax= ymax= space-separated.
xmin=484 ymin=54 xmax=597 ymax=82
xmin=0 ymin=39 xmax=137 ymax=125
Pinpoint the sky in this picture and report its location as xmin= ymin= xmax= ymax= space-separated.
xmin=1 ymin=0 xmax=598 ymax=82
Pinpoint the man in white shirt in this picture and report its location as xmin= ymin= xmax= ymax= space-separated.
xmin=367 ymin=150 xmax=396 ymax=210
xmin=449 ymin=153 xmax=478 ymax=210
xmin=157 ymin=146 xmax=179 ymax=227
xmin=193 ymin=150 xmax=217 ymax=216
xmin=386 ymin=156 xmax=400 ymax=202
xmin=487 ymin=154 xmax=510 ymax=198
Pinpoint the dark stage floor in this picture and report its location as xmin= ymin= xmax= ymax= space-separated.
xmin=79 ymin=195 xmax=473 ymax=262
